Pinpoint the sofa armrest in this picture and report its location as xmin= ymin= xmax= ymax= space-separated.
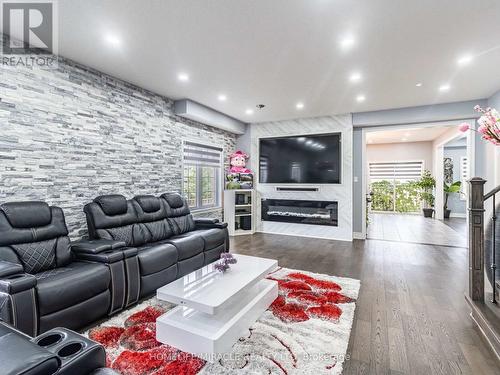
xmin=72 ymin=244 xmax=139 ymax=314
xmin=71 ymin=239 xmax=126 ymax=254
xmin=0 ymin=273 xmax=38 ymax=336
xmin=194 ymin=218 xmax=219 ymax=225
xmin=0 ymin=332 xmax=60 ymax=375
xmin=194 ymin=218 xmax=228 ymax=229
xmin=0 ymin=261 xmax=24 ymax=278
xmin=0 ymin=273 xmax=37 ymax=294
xmin=74 ymin=250 xmax=124 ymax=264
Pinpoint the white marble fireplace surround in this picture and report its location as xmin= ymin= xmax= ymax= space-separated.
xmin=246 ymin=115 xmax=353 ymax=241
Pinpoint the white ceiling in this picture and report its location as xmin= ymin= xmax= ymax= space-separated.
xmin=56 ymin=0 xmax=500 ymax=123
xmin=367 ymin=126 xmax=454 ymax=144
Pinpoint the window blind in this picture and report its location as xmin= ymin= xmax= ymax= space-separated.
xmin=183 ymin=141 xmax=222 ymax=167
xmin=460 ymin=156 xmax=469 ymax=181
xmin=369 ymin=161 xmax=423 ymax=181
xmin=460 ymin=156 xmax=469 ymax=200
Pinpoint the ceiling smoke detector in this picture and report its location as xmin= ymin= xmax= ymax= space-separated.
xmin=256 ymin=104 xmax=266 ymax=109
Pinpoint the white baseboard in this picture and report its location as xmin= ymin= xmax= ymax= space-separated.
xmin=353 ymin=232 xmax=366 ymax=239
xmin=449 ymin=212 xmax=466 ymax=218
xmin=256 ymin=230 xmax=353 ymax=242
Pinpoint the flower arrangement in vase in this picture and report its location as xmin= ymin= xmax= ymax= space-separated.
xmin=214 ymin=253 xmax=237 ymax=272
xmin=459 ymin=106 xmax=500 ymax=146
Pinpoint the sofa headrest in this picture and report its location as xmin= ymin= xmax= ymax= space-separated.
xmin=94 ymin=195 xmax=128 ymax=216
xmin=133 ymin=195 xmax=161 ymax=213
xmin=161 ymin=193 xmax=184 ymax=209
xmin=0 ymin=201 xmax=52 ymax=228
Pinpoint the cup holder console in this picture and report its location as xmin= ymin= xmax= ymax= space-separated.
xmin=36 ymin=332 xmax=64 ymax=347
xmin=58 ymin=342 xmax=84 ymax=358
xmin=32 ymin=327 xmax=106 ymax=375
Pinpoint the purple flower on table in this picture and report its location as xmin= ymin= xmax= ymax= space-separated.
xmin=215 ymin=253 xmax=238 ymax=272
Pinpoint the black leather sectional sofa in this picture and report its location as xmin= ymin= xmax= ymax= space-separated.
xmin=84 ymin=193 xmax=229 ymax=298
xmin=0 ymin=192 xmax=228 ymax=338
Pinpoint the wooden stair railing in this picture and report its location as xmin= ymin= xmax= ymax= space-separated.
xmin=467 ymin=177 xmax=500 ymax=360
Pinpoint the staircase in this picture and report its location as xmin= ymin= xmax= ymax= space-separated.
xmin=466 ymin=178 xmax=500 ymax=360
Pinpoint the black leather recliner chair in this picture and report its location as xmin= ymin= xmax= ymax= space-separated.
xmin=84 ymin=193 xmax=229 ymax=299
xmin=0 ymin=320 xmax=116 ymax=375
xmin=0 ymin=201 xmax=137 ymax=335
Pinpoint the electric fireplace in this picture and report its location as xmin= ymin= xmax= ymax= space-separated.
xmin=261 ymin=199 xmax=338 ymax=226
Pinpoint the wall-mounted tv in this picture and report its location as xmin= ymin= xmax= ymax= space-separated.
xmin=259 ymin=133 xmax=341 ymax=184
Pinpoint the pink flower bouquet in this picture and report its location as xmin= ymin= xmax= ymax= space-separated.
xmin=459 ymin=105 xmax=500 ymax=146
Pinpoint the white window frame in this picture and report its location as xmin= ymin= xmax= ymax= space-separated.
xmin=182 ymin=140 xmax=223 ymax=211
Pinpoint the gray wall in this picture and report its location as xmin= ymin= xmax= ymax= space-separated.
xmin=488 ymin=89 xmax=500 ymax=108
xmin=0 ymin=35 xmax=236 ymax=239
xmin=475 ymin=89 xmax=500 ymax=193
xmin=443 ymin=146 xmax=467 ymax=215
xmin=352 ymin=99 xmax=487 ymax=128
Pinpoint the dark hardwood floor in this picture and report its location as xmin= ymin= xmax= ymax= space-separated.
xmin=231 ymin=233 xmax=500 ymax=375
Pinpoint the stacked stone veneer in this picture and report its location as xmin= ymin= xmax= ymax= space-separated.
xmin=0 ymin=35 xmax=236 ymax=238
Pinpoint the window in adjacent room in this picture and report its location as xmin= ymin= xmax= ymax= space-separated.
xmin=460 ymin=156 xmax=469 ymax=201
xmin=368 ymin=160 xmax=424 ymax=213
xmin=182 ymin=141 xmax=223 ymax=210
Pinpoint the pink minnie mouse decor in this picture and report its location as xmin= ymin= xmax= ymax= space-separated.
xmin=228 ymin=150 xmax=252 ymax=173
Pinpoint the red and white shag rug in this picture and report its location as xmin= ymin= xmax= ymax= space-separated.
xmin=85 ymin=267 xmax=360 ymax=375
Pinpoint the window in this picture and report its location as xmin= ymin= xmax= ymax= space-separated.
xmin=182 ymin=141 xmax=222 ymax=210
xmin=369 ymin=161 xmax=424 ymax=212
xmin=460 ymin=156 xmax=469 ymax=200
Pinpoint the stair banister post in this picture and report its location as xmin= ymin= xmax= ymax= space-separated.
xmin=468 ymin=177 xmax=486 ymax=302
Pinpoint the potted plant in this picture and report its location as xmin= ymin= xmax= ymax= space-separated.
xmin=443 ymin=181 xmax=462 ymax=219
xmin=416 ymin=170 xmax=436 ymax=218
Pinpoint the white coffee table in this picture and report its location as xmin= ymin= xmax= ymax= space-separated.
xmin=156 ymin=254 xmax=278 ymax=358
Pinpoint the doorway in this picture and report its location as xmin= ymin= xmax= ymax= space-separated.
xmin=362 ymin=122 xmax=473 ymax=246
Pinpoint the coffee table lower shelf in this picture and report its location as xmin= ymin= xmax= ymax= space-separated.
xmin=156 ymin=278 xmax=278 ymax=358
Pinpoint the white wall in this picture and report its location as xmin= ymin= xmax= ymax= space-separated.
xmin=367 ymin=141 xmax=434 ymax=173
xmin=247 ymin=115 xmax=353 ymax=241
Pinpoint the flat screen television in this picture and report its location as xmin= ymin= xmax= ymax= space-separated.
xmin=259 ymin=133 xmax=341 ymax=184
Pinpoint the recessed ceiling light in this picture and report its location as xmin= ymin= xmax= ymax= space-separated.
xmin=245 ymin=109 xmax=254 ymax=115
xmin=401 ymin=137 xmax=408 ymax=142
xmin=105 ymin=34 xmax=121 ymax=47
xmin=296 ymin=102 xmax=304 ymax=110
xmin=339 ymin=36 xmax=356 ymax=50
xmin=177 ymin=73 xmax=189 ymax=82
xmin=416 ymin=82 xmax=423 ymax=87
xmin=305 ymin=140 xmax=313 ymax=145
xmin=218 ymin=94 xmax=227 ymax=102
xmin=297 ymin=137 xmax=306 ymax=142
xmin=439 ymin=84 xmax=450 ymax=92
xmin=356 ymin=95 xmax=366 ymax=102
xmin=349 ymin=72 xmax=362 ymax=82
xmin=457 ymin=54 xmax=473 ymax=66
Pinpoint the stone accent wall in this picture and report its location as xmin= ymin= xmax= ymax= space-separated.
xmin=0 ymin=35 xmax=236 ymax=238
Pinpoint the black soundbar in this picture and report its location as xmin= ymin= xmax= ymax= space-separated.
xmin=276 ymin=187 xmax=319 ymax=192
